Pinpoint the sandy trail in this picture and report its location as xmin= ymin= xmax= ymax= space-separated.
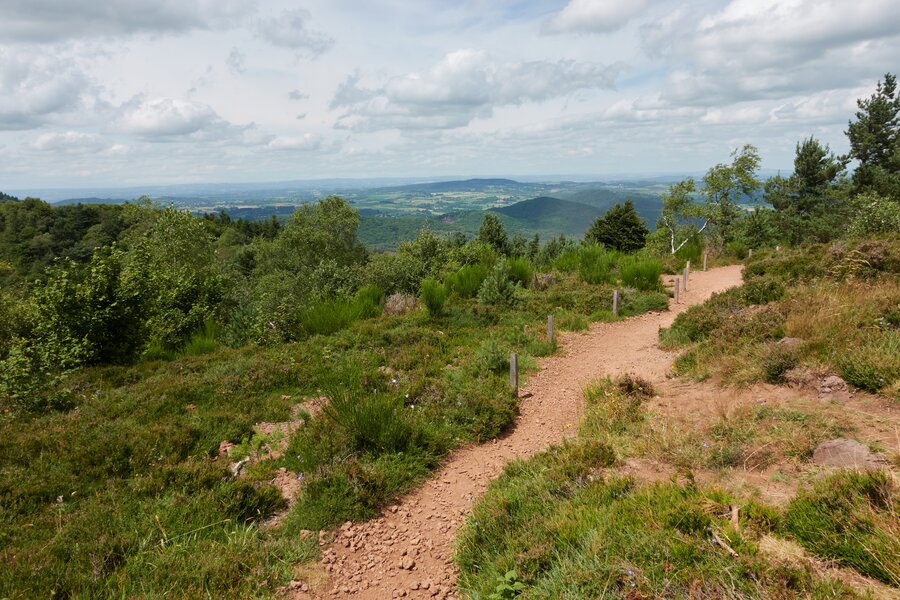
xmin=295 ymin=265 xmax=744 ymax=599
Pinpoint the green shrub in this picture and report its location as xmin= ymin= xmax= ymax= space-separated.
xmin=740 ymin=276 xmax=785 ymax=304
xmin=761 ymin=345 xmax=798 ymax=384
xmin=301 ymin=297 xmax=360 ymax=336
xmin=474 ymin=338 xmax=510 ymax=374
xmin=839 ymin=331 xmax=900 ymax=393
xmin=323 ymin=386 xmax=414 ymax=454
xmin=577 ymin=245 xmax=619 ymax=284
xmin=506 ymin=258 xmax=533 ymax=288
xmin=478 ymin=260 xmax=516 ymax=306
xmin=420 ymin=278 xmax=449 ymax=316
xmin=619 ymin=256 xmax=662 ymax=291
xmin=447 ymin=264 xmax=489 ymax=298
xmin=784 ymin=470 xmax=899 ymax=585
xmin=354 ymin=284 xmax=385 ymax=318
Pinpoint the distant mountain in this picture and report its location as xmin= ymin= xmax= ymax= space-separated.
xmin=555 ymin=188 xmax=662 ymax=224
xmin=493 ymin=196 xmax=599 ymax=223
xmin=372 ymin=178 xmax=534 ymax=194
xmin=53 ymin=197 xmax=129 ymax=206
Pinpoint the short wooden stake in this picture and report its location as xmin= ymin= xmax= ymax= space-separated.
xmin=612 ymin=289 xmax=619 ymax=317
xmin=683 ymin=265 xmax=689 ymax=292
xmin=703 ymin=252 xmax=708 ymax=271
xmin=775 ymin=245 xmax=780 ymax=252
xmin=547 ymin=315 xmax=554 ymax=345
xmin=674 ymin=277 xmax=680 ymax=304
xmin=509 ymin=353 xmax=518 ymax=397
xmin=748 ymin=248 xmax=753 ymax=258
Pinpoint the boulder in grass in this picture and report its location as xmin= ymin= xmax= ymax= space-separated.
xmin=812 ymin=438 xmax=886 ymax=470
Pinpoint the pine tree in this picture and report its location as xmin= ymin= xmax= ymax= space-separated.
xmin=846 ymin=73 xmax=900 ymax=198
xmin=584 ymin=200 xmax=649 ymax=252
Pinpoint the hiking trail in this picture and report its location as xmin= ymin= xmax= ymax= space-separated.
xmin=289 ymin=265 xmax=745 ymax=599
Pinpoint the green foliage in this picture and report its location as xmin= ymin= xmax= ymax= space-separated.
xmin=489 ymin=570 xmax=526 ymax=599
xmin=574 ymin=245 xmax=620 ymax=284
xmin=322 ymin=385 xmax=414 ymax=455
xmin=182 ymin=320 xmax=218 ymax=356
xmin=618 ymin=256 xmax=662 ymax=291
xmin=474 ymin=338 xmax=510 ymax=374
xmin=848 ymin=192 xmax=900 ymax=237
xmin=420 ymin=278 xmax=449 ymax=316
xmin=785 ymin=470 xmax=899 ymax=585
xmin=701 ymin=144 xmax=762 ymax=244
xmin=478 ymin=260 xmax=516 ymax=305
xmin=846 ymin=73 xmax=900 ymax=199
xmin=761 ymin=345 xmax=798 ymax=384
xmin=300 ymin=287 xmax=383 ymax=336
xmin=447 ymin=263 xmax=489 ymax=298
xmin=838 ymin=331 xmax=900 ymax=394
xmin=479 ymin=213 xmax=510 ymax=255
xmin=506 ymin=257 xmax=533 ymax=288
xmin=584 ymin=200 xmax=649 ymax=252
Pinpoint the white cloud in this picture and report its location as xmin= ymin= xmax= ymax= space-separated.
xmin=545 ymin=0 xmax=654 ymax=34
xmin=29 ymin=131 xmax=108 ymax=152
xmin=0 ymin=47 xmax=91 ymax=130
xmin=333 ymin=49 xmax=624 ymax=131
xmin=0 ymin=0 xmax=252 ymax=42
xmin=257 ymin=9 xmax=334 ymax=56
xmin=642 ymin=0 xmax=900 ymax=104
xmin=118 ymin=97 xmax=233 ymax=140
xmin=266 ymin=133 xmax=323 ymax=151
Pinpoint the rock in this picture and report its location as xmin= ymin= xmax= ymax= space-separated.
xmin=813 ymin=438 xmax=886 ymax=469
xmin=777 ymin=337 xmax=804 ymax=350
xmin=218 ymin=440 xmax=235 ymax=457
xmin=818 ymin=375 xmax=848 ymax=394
xmin=229 ymin=458 xmax=248 ymax=477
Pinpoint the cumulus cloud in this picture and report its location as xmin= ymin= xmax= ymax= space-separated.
xmin=641 ymin=0 xmax=900 ymax=105
xmin=332 ymin=49 xmax=624 ymax=131
xmin=266 ymin=133 xmax=322 ymax=151
xmin=0 ymin=0 xmax=252 ymax=42
xmin=29 ymin=131 xmax=108 ymax=152
xmin=118 ymin=97 xmax=237 ymax=140
xmin=257 ymin=9 xmax=334 ymax=56
xmin=545 ymin=0 xmax=654 ymax=34
xmin=0 ymin=47 xmax=91 ymax=130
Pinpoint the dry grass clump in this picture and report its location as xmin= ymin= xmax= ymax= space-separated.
xmin=382 ymin=292 xmax=418 ymax=316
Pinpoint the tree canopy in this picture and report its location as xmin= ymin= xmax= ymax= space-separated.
xmin=584 ymin=200 xmax=649 ymax=252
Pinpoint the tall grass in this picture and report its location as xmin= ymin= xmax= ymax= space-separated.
xmin=447 ymin=264 xmax=489 ymax=298
xmin=619 ymin=256 xmax=663 ymax=291
xmin=182 ymin=319 xmax=218 ymax=356
xmin=301 ymin=285 xmax=385 ymax=336
xmin=420 ymin=278 xmax=449 ymax=316
xmin=785 ymin=470 xmax=899 ymax=585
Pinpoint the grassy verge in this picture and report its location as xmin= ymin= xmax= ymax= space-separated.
xmin=0 ymin=269 xmax=665 ymax=598
xmin=660 ymin=236 xmax=900 ymax=398
xmin=456 ymin=378 xmax=861 ymax=598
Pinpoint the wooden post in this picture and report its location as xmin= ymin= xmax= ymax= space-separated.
xmin=612 ymin=289 xmax=619 ymax=317
xmin=703 ymin=252 xmax=708 ymax=272
xmin=674 ymin=277 xmax=680 ymax=304
xmin=775 ymin=245 xmax=780 ymax=252
xmin=509 ymin=353 xmax=518 ymax=397
xmin=682 ymin=265 xmax=689 ymax=292
xmin=748 ymin=248 xmax=753 ymax=258
xmin=547 ymin=315 xmax=554 ymax=345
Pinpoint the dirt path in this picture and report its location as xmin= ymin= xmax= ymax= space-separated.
xmin=292 ymin=265 xmax=744 ymax=599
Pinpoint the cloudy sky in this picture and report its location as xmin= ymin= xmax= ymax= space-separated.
xmin=1 ymin=0 xmax=898 ymax=189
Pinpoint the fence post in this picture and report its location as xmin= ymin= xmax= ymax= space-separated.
xmin=683 ymin=264 xmax=689 ymax=292
xmin=612 ymin=289 xmax=619 ymax=317
xmin=547 ymin=315 xmax=554 ymax=345
xmin=510 ymin=353 xmax=518 ymax=397
xmin=748 ymin=248 xmax=753 ymax=258
xmin=703 ymin=252 xmax=708 ymax=271
xmin=674 ymin=277 xmax=680 ymax=304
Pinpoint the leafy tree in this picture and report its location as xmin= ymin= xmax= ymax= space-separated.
xmin=120 ymin=206 xmax=223 ymax=352
xmin=846 ymin=73 xmax=900 ymax=198
xmin=478 ymin=213 xmax=509 ymax=255
xmin=700 ymin=144 xmax=761 ymax=244
xmin=652 ymin=178 xmax=699 ymax=254
xmin=584 ymin=200 xmax=649 ymax=252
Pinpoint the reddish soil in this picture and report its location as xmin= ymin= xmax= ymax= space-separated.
xmin=286 ymin=265 xmax=747 ymax=599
